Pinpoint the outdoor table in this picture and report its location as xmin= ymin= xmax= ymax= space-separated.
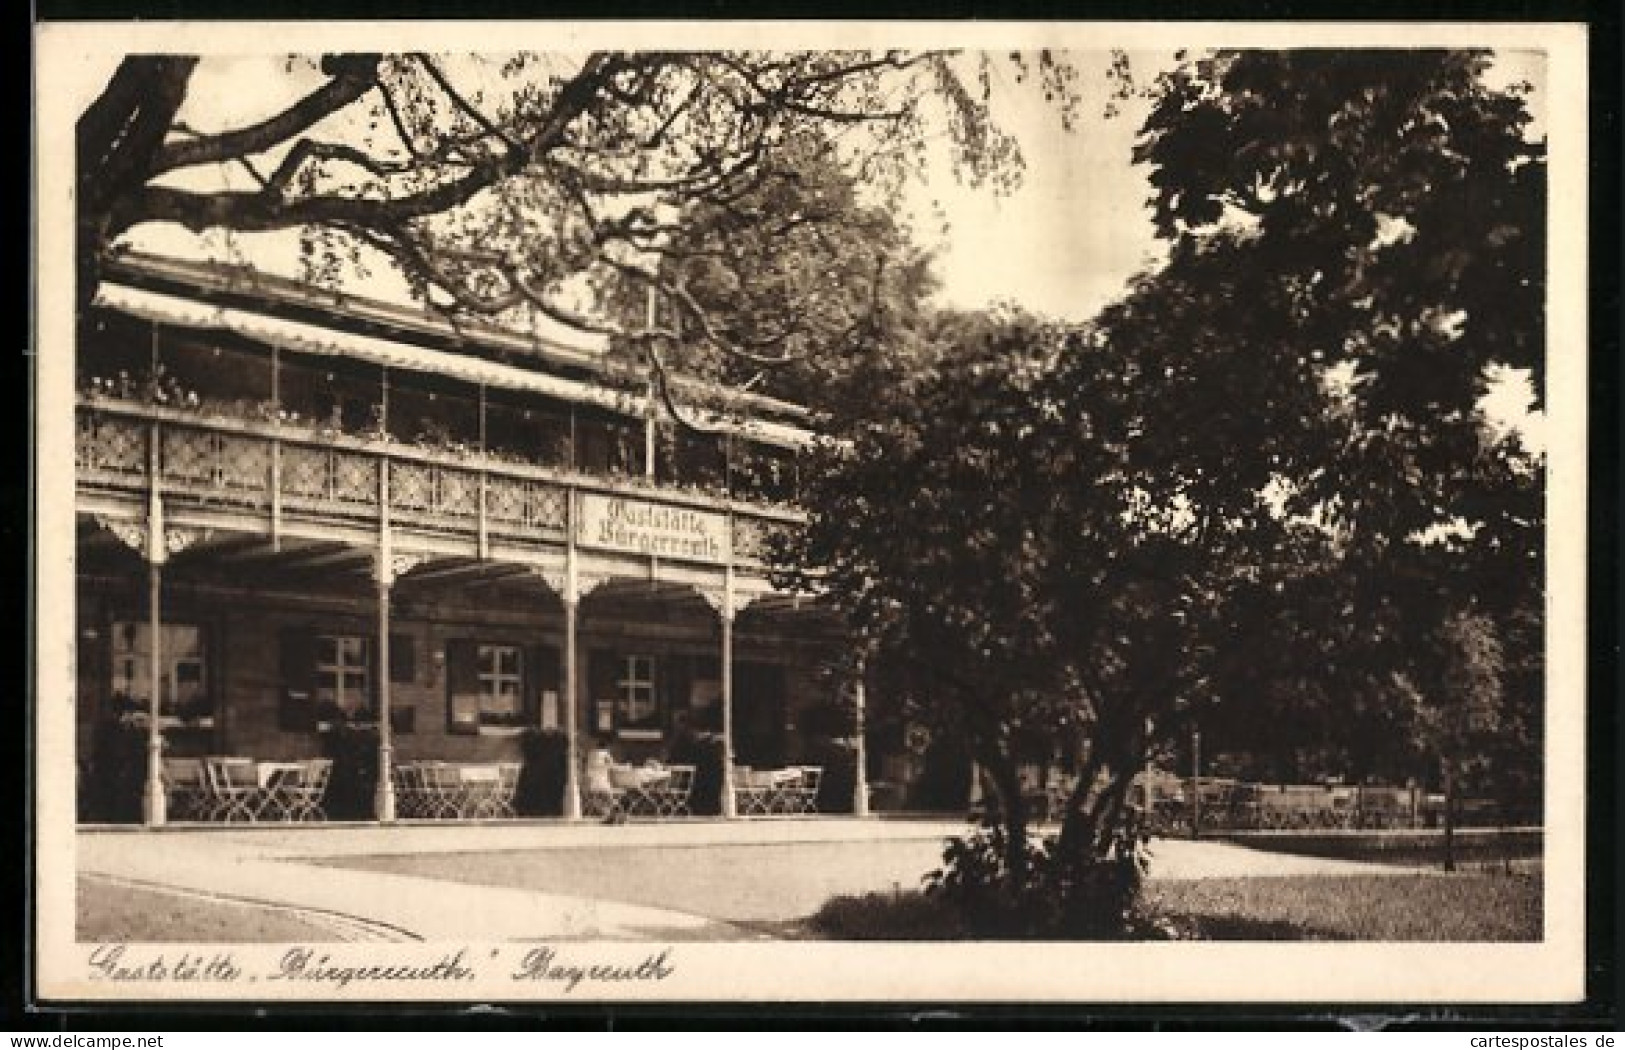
xmin=253 ymin=760 xmax=323 ymax=821
xmin=202 ymin=757 xmax=265 ymax=822
xmin=614 ymin=764 xmax=672 ymax=818
xmin=735 ymin=768 xmax=796 ymax=817
xmin=458 ymin=763 xmax=516 ymax=819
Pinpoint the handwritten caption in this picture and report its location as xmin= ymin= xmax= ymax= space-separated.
xmin=86 ymin=944 xmax=677 ymax=994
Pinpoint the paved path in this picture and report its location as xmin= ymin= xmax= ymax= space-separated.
xmin=77 ymin=819 xmax=1425 ymax=941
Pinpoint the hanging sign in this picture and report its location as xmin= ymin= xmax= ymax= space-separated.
xmin=577 ymin=493 xmax=730 ymax=564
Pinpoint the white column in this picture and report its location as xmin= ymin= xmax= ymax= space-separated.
xmin=141 ymin=557 xmax=167 ymax=827
xmin=719 ymin=602 xmax=737 ymax=819
xmin=141 ymin=432 xmax=167 ymax=827
xmin=374 ymin=553 xmax=397 ymax=824
xmin=561 ymin=594 xmax=583 ymax=821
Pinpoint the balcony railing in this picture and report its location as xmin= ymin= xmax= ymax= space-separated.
xmin=76 ymin=396 xmax=803 ymax=567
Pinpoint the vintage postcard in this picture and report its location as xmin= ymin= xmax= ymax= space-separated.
xmin=32 ymin=19 xmax=1589 ymax=1005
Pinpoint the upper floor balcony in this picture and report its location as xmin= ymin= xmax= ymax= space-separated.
xmin=75 ymin=392 xmax=806 ymax=573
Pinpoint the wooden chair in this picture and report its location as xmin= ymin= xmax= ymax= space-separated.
xmin=284 ymin=759 xmax=333 ymax=821
xmin=419 ymin=762 xmax=464 ymax=820
xmin=493 ymin=762 xmax=521 ymax=819
xmin=652 ymin=764 xmax=696 ymax=817
xmin=787 ymin=766 xmax=823 ymax=814
xmin=734 ymin=767 xmax=778 ymax=817
xmin=162 ymin=758 xmax=207 ymax=821
xmin=459 ymin=763 xmax=504 ymax=820
xmin=203 ymin=757 xmax=262 ymax=822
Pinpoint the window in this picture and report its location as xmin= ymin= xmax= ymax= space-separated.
xmin=477 ymin=644 xmax=525 ymax=728
xmin=315 ymin=634 xmax=371 ymax=721
xmin=617 ymin=654 xmax=658 ymax=728
xmin=111 ymin=622 xmax=210 ymax=723
xmin=449 ymin=640 xmax=537 ymax=734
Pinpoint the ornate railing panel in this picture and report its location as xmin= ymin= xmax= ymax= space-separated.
xmin=77 ymin=401 xmax=802 ymax=563
xmin=76 ymin=412 xmax=147 ymax=480
xmin=389 ymin=460 xmax=481 ymax=527
xmin=156 ymin=424 xmax=273 ymax=508
xmin=486 ymin=475 xmax=568 ymax=534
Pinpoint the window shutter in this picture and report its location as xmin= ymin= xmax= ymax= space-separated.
xmin=530 ymin=645 xmax=560 ymax=724
xmin=663 ymin=654 xmax=690 ymax=725
xmin=365 ymin=634 xmax=379 ymax=718
xmin=277 ymin=628 xmax=316 ymax=733
xmin=446 ymin=639 xmax=481 ymax=735
xmin=389 ymin=632 xmax=416 ymax=683
xmin=588 ymin=648 xmax=618 ymax=735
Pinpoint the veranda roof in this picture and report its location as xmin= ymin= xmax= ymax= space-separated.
xmin=94 ymin=281 xmax=819 ymax=451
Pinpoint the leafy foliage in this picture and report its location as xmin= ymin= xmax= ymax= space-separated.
xmin=785 ymin=49 xmax=1546 ymax=916
xmin=77 ymin=50 xmax=1076 ymax=419
xmin=924 ymin=815 xmax=1163 ymax=939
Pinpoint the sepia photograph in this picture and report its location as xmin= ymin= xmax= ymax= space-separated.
xmin=31 ymin=19 xmax=1589 ymax=1004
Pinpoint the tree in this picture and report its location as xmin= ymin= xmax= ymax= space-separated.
xmin=1119 ymin=48 xmax=1546 ymax=809
xmin=77 ymin=50 xmax=1074 ymax=416
xmin=785 ymin=49 xmax=1546 ymax=920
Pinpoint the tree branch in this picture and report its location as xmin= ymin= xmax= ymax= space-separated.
xmin=152 ymin=54 xmax=383 ymax=173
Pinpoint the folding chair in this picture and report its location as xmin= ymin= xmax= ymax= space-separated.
xmin=734 ymin=767 xmax=778 ymax=817
xmin=493 ymin=762 xmax=521 ymax=819
xmin=789 ymin=766 xmax=823 ymax=814
xmin=286 ymin=759 xmax=333 ymax=821
xmin=204 ymin=757 xmax=263 ymax=822
xmin=654 ymin=764 xmax=696 ymax=817
xmin=162 ymin=758 xmax=207 ymax=821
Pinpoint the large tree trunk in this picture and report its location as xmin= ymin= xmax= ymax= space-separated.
xmin=973 ymin=741 xmax=1029 ymax=884
xmin=1058 ymin=763 xmax=1137 ymax=863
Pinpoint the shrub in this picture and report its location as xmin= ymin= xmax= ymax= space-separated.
xmin=515 ymin=728 xmax=568 ymax=816
xmin=924 ymin=815 xmax=1164 ymax=939
xmin=84 ymin=717 xmax=146 ymax=823
xmin=686 ymin=734 xmax=728 ymax=816
xmin=808 ymin=890 xmax=966 ymax=939
xmin=809 ymin=739 xmax=857 ymax=814
xmin=319 ymin=724 xmax=379 ymax=820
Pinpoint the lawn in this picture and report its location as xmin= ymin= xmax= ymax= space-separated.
xmin=77 ymin=875 xmax=343 ymax=943
xmin=1145 ymin=873 xmax=1542 ymax=940
xmin=808 ymin=872 xmax=1543 ymax=941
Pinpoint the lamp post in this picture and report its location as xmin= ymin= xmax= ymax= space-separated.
xmin=1190 ymin=723 xmax=1202 ymax=840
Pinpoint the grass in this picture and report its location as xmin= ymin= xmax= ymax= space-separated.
xmin=1220 ymin=829 xmax=1542 ymax=871
xmin=807 ymin=872 xmax=1542 ymax=941
xmin=77 ymin=875 xmax=341 ymax=943
xmin=1146 ymin=873 xmax=1542 ymax=940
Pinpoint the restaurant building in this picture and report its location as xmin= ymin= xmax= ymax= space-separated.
xmin=73 ymin=252 xmax=873 ymax=825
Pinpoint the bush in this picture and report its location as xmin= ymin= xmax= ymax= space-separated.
xmin=924 ymin=815 xmax=1164 ymax=939
xmin=319 ymin=724 xmax=379 ymax=820
xmin=83 ymin=717 xmax=146 ymax=823
xmin=515 ymin=729 xmax=568 ymax=816
xmin=908 ymin=737 xmax=974 ymax=812
xmin=809 ymin=740 xmax=857 ymax=814
xmin=686 ymin=735 xmax=728 ymax=816
xmin=808 ymin=890 xmax=965 ymax=939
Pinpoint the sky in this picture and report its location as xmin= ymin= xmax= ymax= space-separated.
xmin=911 ymin=48 xmax=1547 ymax=324
xmin=87 ymin=45 xmax=1545 ymax=437
xmin=100 ymin=48 xmax=1546 ymax=326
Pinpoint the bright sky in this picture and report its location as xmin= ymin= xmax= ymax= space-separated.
xmin=92 ymin=46 xmax=1545 ymax=439
xmin=913 ymin=48 xmax=1547 ymax=324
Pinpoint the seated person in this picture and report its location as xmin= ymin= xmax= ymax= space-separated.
xmin=584 ymin=737 xmax=617 ymax=796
